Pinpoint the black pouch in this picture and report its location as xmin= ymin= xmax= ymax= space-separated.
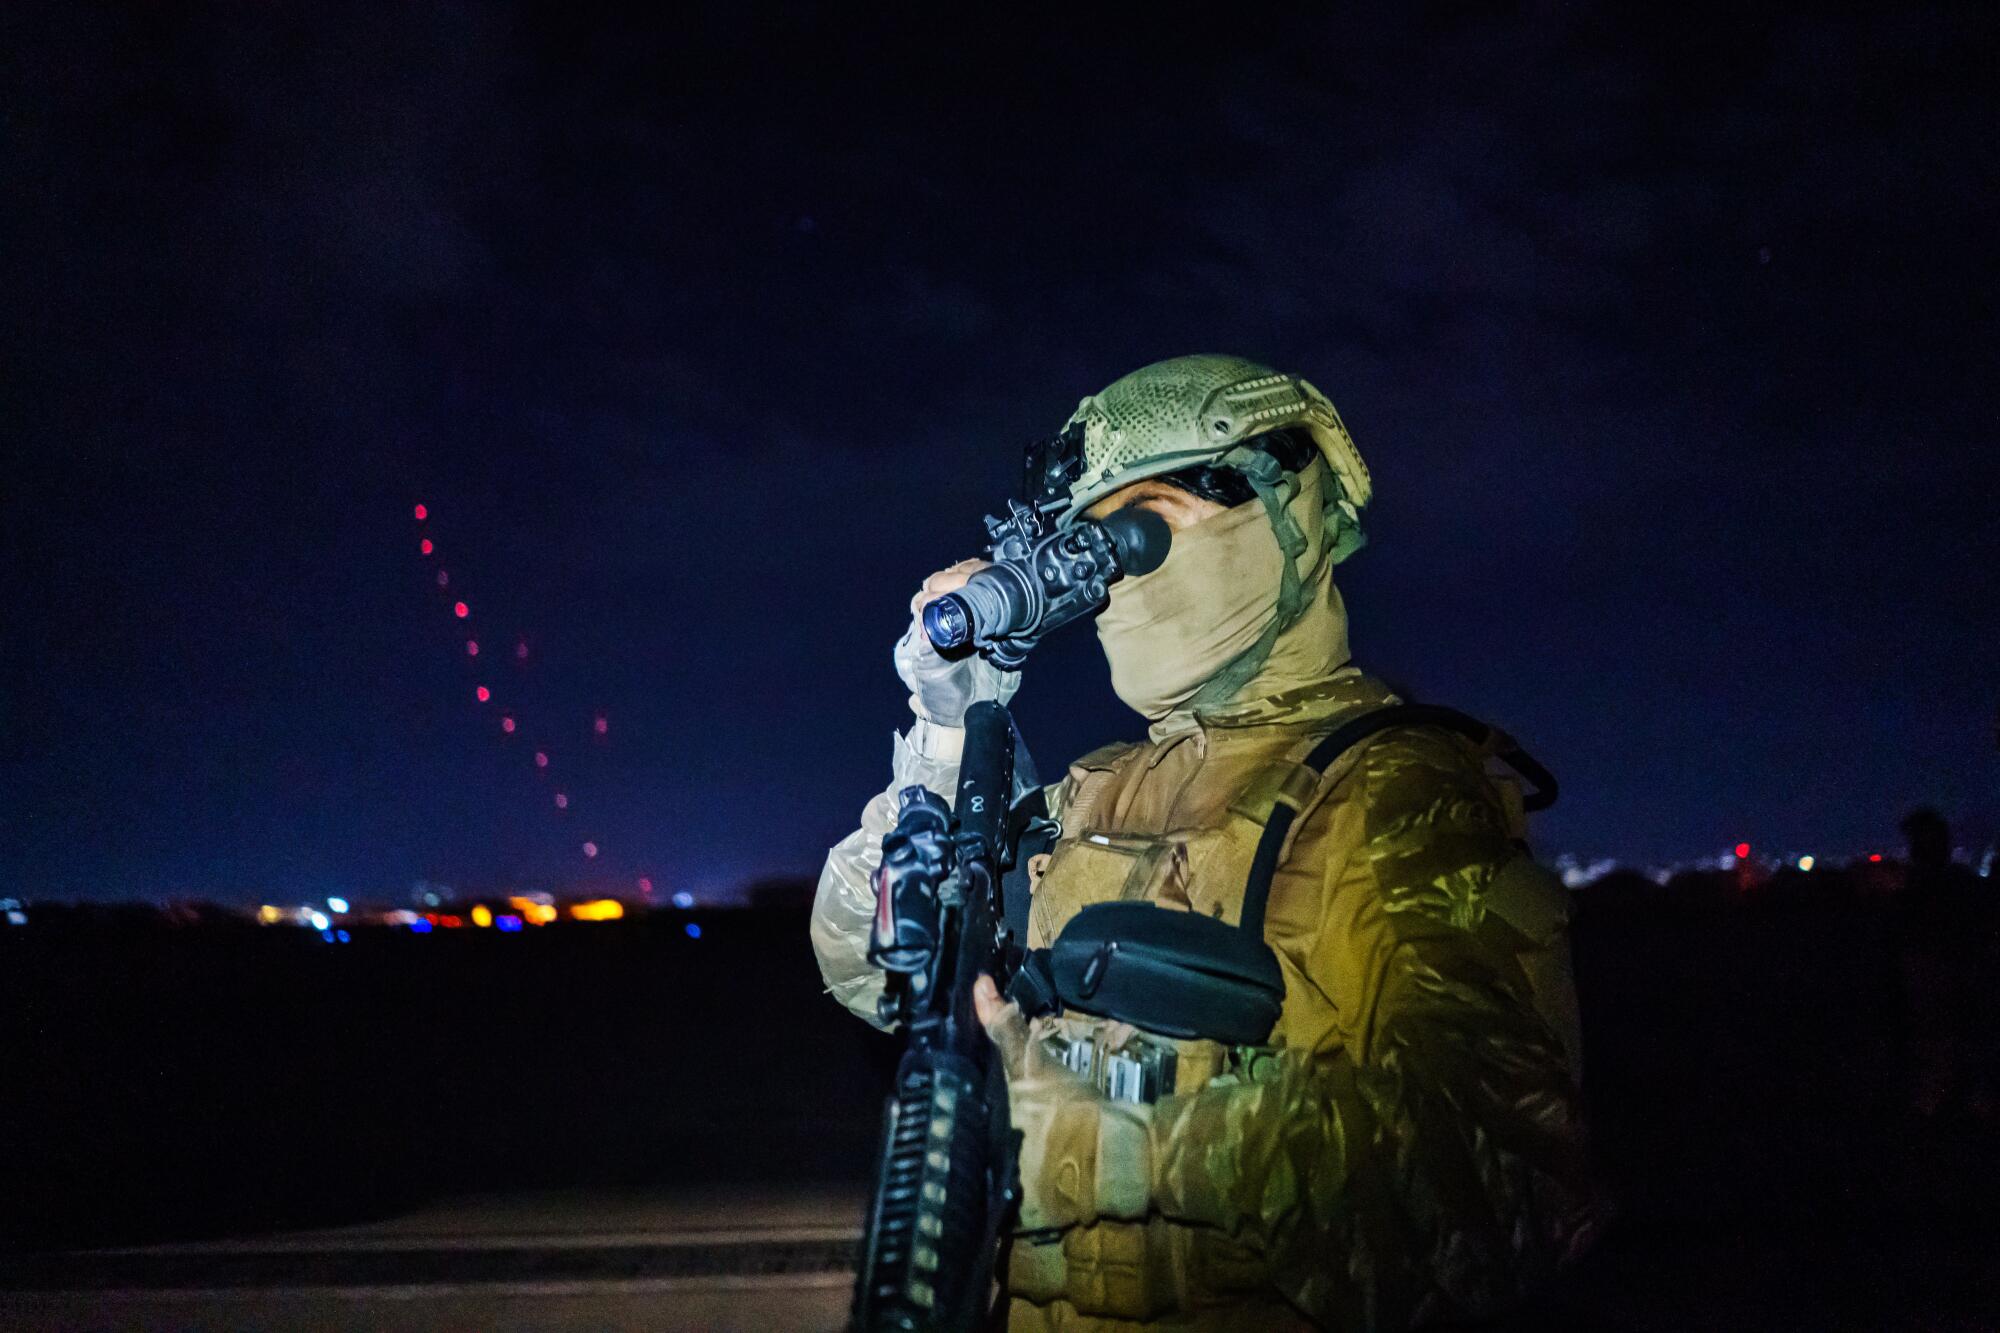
xmin=1045 ymin=901 xmax=1283 ymax=1047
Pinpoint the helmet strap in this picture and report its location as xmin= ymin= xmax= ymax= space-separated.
xmin=1187 ymin=447 xmax=1312 ymax=710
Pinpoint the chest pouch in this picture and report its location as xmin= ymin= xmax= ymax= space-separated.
xmin=1006 ymin=704 xmax=1557 ymax=1046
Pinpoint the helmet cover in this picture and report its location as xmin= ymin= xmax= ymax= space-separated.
xmin=1030 ymin=355 xmax=1372 ymax=553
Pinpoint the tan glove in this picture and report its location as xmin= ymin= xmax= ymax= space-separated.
xmin=894 ymin=560 xmax=1021 ymax=726
xmin=974 ymin=976 xmax=1152 ymax=1230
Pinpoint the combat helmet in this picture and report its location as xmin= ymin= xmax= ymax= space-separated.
xmin=1026 ymin=354 xmax=1372 ymax=563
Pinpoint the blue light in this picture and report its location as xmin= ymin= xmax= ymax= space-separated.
xmin=321 ymin=928 xmax=335 ymax=942
xmin=496 ymin=914 xmax=523 ymax=932
xmin=410 ymin=919 xmax=434 ymax=934
xmin=336 ymin=929 xmax=351 ymax=943
xmin=672 ymin=891 xmax=695 ymax=909
xmin=684 ymin=922 xmax=702 ymax=939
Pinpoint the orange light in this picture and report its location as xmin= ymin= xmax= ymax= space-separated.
xmin=420 ymin=538 xmax=434 ymax=555
xmin=454 ymin=601 xmax=469 ymax=618
xmin=508 ymin=896 xmax=559 ymax=926
xmin=414 ymin=503 xmax=428 ymax=521
xmin=1734 ymin=843 xmax=1750 ymax=859
xmin=470 ymin=904 xmax=494 ymax=928
xmin=569 ymin=898 xmax=625 ymax=922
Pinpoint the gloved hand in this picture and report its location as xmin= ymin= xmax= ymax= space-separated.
xmin=894 ymin=559 xmax=1021 ymax=727
xmin=974 ymin=976 xmax=1151 ymax=1230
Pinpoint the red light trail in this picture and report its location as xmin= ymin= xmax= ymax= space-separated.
xmin=409 ymin=501 xmax=651 ymax=887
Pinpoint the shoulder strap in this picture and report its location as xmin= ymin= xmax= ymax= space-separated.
xmin=1237 ymin=703 xmax=1558 ymax=937
xmin=1001 ymin=786 xmax=1054 ymax=942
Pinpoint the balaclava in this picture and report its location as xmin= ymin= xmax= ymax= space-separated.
xmin=1095 ymin=457 xmax=1348 ymax=723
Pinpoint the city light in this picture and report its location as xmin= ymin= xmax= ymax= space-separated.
xmin=1869 ymin=853 xmax=1883 ymax=863
xmin=581 ymin=841 xmax=599 ymax=858
xmin=672 ymin=891 xmax=695 ymax=909
xmin=454 ymin=601 xmax=469 ymax=618
xmin=534 ymin=751 xmax=548 ymax=768
xmin=309 ymin=911 xmax=331 ymax=931
xmin=554 ymin=793 xmax=568 ymax=809
xmin=466 ymin=639 xmax=479 ymax=656
xmin=1798 ymin=855 xmax=1815 ymax=871
xmin=327 ymin=897 xmax=349 ymax=913
xmin=476 ymin=685 xmax=491 ymax=702
xmin=470 ymin=904 xmax=494 ymax=928
xmin=508 ymin=896 xmax=559 ymax=926
xmin=413 ymin=503 xmax=427 ymax=521
xmin=569 ymin=899 xmax=625 ymax=922
xmin=258 ymin=905 xmax=283 ymax=924
xmin=502 ymin=716 xmax=516 ymax=733
xmin=685 ymin=922 xmax=702 ymax=939
xmin=594 ymin=716 xmax=608 ymax=734
xmin=1734 ymin=843 xmax=1751 ymax=859
xmin=409 ymin=918 xmax=434 ymax=934
xmin=420 ymin=538 xmax=433 ymax=555
xmin=496 ymin=914 xmax=523 ymax=932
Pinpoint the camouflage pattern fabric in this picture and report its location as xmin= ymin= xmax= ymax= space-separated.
xmin=996 ymin=682 xmax=1600 ymax=1330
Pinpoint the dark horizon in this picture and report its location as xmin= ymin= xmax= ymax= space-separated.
xmin=5 ymin=3 xmax=1997 ymax=905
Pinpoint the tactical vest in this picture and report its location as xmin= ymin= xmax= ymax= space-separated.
xmin=1015 ymin=706 xmax=1581 ymax=1103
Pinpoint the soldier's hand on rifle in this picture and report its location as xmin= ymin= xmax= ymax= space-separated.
xmin=975 ymin=975 xmax=1142 ymax=1231
xmin=973 ymin=974 xmax=1059 ymax=1083
xmin=894 ymin=561 xmax=1020 ymax=727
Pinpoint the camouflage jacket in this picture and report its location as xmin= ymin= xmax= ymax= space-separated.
xmin=812 ymin=671 xmax=1600 ymax=1329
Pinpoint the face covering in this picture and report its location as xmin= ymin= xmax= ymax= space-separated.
xmin=1094 ymin=462 xmax=1349 ymax=723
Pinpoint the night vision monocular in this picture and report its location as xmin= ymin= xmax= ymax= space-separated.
xmin=921 ymin=499 xmax=1171 ymax=668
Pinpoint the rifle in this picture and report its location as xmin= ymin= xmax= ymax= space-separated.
xmin=851 ymin=699 xmax=1023 ymax=1331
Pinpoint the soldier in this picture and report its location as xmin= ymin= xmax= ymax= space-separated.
xmin=813 ymin=355 xmax=1600 ymax=1329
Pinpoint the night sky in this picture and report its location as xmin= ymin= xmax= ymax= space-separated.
xmin=5 ymin=3 xmax=1996 ymax=905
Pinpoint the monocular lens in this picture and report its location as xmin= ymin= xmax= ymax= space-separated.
xmin=922 ymin=595 xmax=973 ymax=651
